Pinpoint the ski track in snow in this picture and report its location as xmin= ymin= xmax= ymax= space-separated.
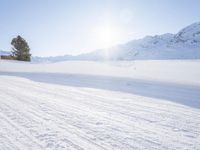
xmin=0 ymin=60 xmax=200 ymax=150
xmin=0 ymin=75 xmax=200 ymax=150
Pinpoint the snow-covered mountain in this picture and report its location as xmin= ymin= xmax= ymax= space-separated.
xmin=33 ymin=22 xmax=200 ymax=62
xmin=101 ymin=22 xmax=200 ymax=60
xmin=0 ymin=50 xmax=11 ymax=56
xmin=175 ymin=22 xmax=200 ymax=44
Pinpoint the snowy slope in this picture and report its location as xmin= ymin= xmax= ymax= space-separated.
xmin=0 ymin=60 xmax=200 ymax=150
xmin=175 ymin=22 xmax=200 ymax=44
xmin=1 ymin=60 xmax=200 ymax=85
xmin=105 ymin=22 xmax=200 ymax=60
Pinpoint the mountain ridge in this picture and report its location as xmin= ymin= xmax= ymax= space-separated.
xmin=3 ymin=22 xmax=200 ymax=62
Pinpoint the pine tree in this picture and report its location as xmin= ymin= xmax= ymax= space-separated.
xmin=11 ymin=35 xmax=31 ymax=61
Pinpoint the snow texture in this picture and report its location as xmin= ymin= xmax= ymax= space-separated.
xmin=0 ymin=60 xmax=200 ymax=150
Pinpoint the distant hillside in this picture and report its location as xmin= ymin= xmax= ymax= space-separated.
xmin=33 ymin=22 xmax=200 ymax=62
xmin=107 ymin=22 xmax=200 ymax=60
xmin=0 ymin=50 xmax=11 ymax=56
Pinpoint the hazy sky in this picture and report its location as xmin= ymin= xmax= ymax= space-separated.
xmin=0 ymin=0 xmax=200 ymax=56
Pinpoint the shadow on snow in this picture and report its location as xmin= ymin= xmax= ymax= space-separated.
xmin=1 ymin=71 xmax=200 ymax=109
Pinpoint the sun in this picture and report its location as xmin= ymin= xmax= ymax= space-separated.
xmin=93 ymin=23 xmax=120 ymax=48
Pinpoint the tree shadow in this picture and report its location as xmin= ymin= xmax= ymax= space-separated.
xmin=0 ymin=71 xmax=200 ymax=109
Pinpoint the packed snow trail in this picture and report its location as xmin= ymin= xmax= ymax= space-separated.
xmin=0 ymin=75 xmax=200 ymax=150
xmin=0 ymin=60 xmax=200 ymax=149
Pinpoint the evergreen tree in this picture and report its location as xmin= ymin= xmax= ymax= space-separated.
xmin=11 ymin=35 xmax=31 ymax=61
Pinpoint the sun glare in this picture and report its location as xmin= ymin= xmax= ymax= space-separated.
xmin=93 ymin=23 xmax=120 ymax=48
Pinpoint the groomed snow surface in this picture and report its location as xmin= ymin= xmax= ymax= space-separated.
xmin=0 ymin=60 xmax=200 ymax=150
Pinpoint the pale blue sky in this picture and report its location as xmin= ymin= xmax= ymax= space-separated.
xmin=0 ymin=0 xmax=200 ymax=56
